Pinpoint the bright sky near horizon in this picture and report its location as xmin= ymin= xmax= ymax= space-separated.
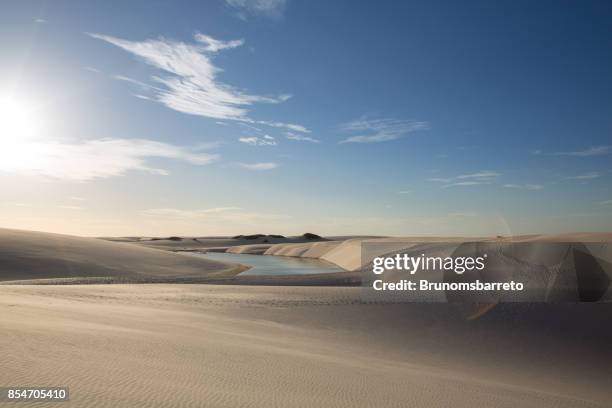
xmin=0 ymin=0 xmax=611 ymax=237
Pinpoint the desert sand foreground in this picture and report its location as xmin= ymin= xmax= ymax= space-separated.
xmin=1 ymin=284 xmax=611 ymax=408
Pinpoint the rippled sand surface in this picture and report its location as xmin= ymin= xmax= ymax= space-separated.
xmin=1 ymin=284 xmax=610 ymax=407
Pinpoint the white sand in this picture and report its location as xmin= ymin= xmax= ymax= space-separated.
xmin=0 ymin=228 xmax=244 ymax=283
xmin=256 ymin=234 xmax=612 ymax=271
xmin=1 ymin=229 xmax=611 ymax=406
xmin=1 ymin=284 xmax=610 ymax=407
xmin=262 ymin=237 xmax=477 ymax=270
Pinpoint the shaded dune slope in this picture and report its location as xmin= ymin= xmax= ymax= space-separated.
xmin=0 ymin=229 xmax=243 ymax=282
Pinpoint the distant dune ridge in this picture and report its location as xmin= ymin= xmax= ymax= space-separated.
xmin=126 ymin=232 xmax=327 ymax=252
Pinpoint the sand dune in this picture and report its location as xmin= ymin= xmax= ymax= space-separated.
xmin=0 ymin=228 xmax=245 ymax=283
xmin=6 ymin=228 xmax=609 ymax=292
xmin=244 ymin=234 xmax=612 ymax=272
xmin=260 ymin=237 xmax=477 ymax=271
xmin=231 ymin=235 xmax=612 ymax=304
xmin=0 ymin=284 xmax=610 ymax=407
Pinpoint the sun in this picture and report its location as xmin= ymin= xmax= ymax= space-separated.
xmin=0 ymin=96 xmax=46 ymax=171
xmin=0 ymin=97 xmax=41 ymax=141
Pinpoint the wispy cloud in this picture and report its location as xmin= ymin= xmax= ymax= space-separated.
xmin=443 ymin=181 xmax=492 ymax=187
xmin=83 ymin=66 xmax=101 ymax=73
xmin=258 ymin=120 xmax=309 ymax=133
xmin=600 ymin=200 xmax=612 ymax=205
xmin=237 ymin=162 xmax=278 ymax=170
xmin=239 ymin=135 xmax=277 ymax=146
xmin=286 ymin=132 xmax=320 ymax=143
xmin=427 ymin=170 xmax=500 ymax=187
xmin=225 ymin=0 xmax=287 ymax=20
xmin=59 ymin=205 xmax=82 ymax=210
xmin=426 ymin=177 xmax=452 ymax=183
xmin=338 ymin=117 xmax=428 ymax=144
xmin=88 ymin=32 xmax=307 ymax=133
xmin=554 ymin=146 xmax=610 ymax=157
xmin=456 ymin=171 xmax=500 ymax=179
xmin=397 ymin=190 xmax=411 ymax=194
xmin=566 ymin=172 xmax=600 ymax=180
xmin=238 ymin=122 xmax=264 ymax=133
xmin=0 ymin=138 xmax=218 ymax=181
xmin=34 ymin=18 xmax=47 ymax=23
xmin=503 ymin=183 xmax=544 ymax=190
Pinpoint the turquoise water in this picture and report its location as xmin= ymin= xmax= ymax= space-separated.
xmin=200 ymin=252 xmax=343 ymax=276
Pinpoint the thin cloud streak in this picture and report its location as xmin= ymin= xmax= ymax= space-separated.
xmin=456 ymin=171 xmax=500 ymax=179
xmin=339 ymin=117 xmax=428 ymax=143
xmin=237 ymin=162 xmax=278 ymax=170
xmin=256 ymin=120 xmax=310 ymax=133
xmin=554 ymin=146 xmax=610 ymax=157
xmin=443 ymin=181 xmax=492 ymax=188
xmin=225 ymin=0 xmax=287 ymax=19
xmin=239 ymin=135 xmax=277 ymax=146
xmin=286 ymin=132 xmax=320 ymax=143
xmin=566 ymin=172 xmax=600 ymax=180
xmin=83 ymin=66 xmax=101 ymax=73
xmin=503 ymin=184 xmax=544 ymax=190
xmin=428 ymin=170 xmax=500 ymax=187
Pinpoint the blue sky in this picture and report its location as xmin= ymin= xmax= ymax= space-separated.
xmin=0 ymin=0 xmax=611 ymax=236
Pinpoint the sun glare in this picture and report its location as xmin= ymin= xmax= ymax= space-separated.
xmin=0 ymin=96 xmax=46 ymax=171
xmin=0 ymin=97 xmax=41 ymax=141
